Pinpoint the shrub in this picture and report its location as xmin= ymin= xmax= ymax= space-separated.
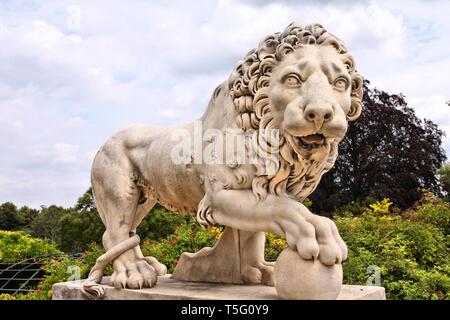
xmin=142 ymin=220 xmax=290 ymax=271
xmin=265 ymin=232 xmax=288 ymax=261
xmin=368 ymin=198 xmax=393 ymax=214
xmin=141 ymin=216 xmax=219 ymax=273
xmin=0 ymin=231 xmax=63 ymax=300
xmin=0 ymin=242 xmax=116 ymax=300
xmin=303 ymin=198 xmax=313 ymax=209
xmin=335 ymin=202 xmax=450 ymax=299
xmin=407 ymin=191 xmax=450 ymax=236
xmin=333 ymin=196 xmax=377 ymax=216
xmin=0 ymin=231 xmax=61 ymax=263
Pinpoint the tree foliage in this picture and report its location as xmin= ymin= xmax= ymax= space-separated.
xmin=56 ymin=187 xmax=104 ymax=253
xmin=438 ymin=163 xmax=450 ymax=201
xmin=58 ymin=209 xmax=104 ymax=253
xmin=17 ymin=206 xmax=39 ymax=232
xmin=137 ymin=205 xmax=185 ymax=241
xmin=0 ymin=188 xmax=187 ymax=253
xmin=0 ymin=202 xmax=20 ymax=231
xmin=0 ymin=230 xmax=61 ymax=263
xmin=29 ymin=205 xmax=69 ymax=244
xmin=311 ymin=81 xmax=447 ymax=212
xmin=0 ymin=202 xmax=40 ymax=232
xmin=334 ymin=192 xmax=450 ymax=300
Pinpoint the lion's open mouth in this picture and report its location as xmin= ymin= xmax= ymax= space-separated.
xmin=293 ymin=133 xmax=326 ymax=151
xmin=285 ymin=131 xmax=335 ymax=161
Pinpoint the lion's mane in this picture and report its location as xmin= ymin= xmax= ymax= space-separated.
xmin=226 ymin=22 xmax=364 ymax=201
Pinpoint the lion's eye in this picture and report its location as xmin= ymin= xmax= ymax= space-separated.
xmin=333 ymin=78 xmax=348 ymax=91
xmin=284 ymin=74 xmax=302 ymax=87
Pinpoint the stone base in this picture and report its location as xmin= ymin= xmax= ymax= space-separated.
xmin=172 ymin=228 xmax=244 ymax=284
xmin=52 ymin=275 xmax=386 ymax=300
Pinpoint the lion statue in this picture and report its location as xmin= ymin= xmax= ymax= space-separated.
xmin=82 ymin=22 xmax=363 ymax=297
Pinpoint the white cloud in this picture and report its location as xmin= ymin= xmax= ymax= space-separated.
xmin=409 ymin=95 xmax=450 ymax=125
xmin=409 ymin=95 xmax=450 ymax=152
xmin=12 ymin=121 xmax=24 ymax=128
xmin=65 ymin=116 xmax=86 ymax=128
xmin=85 ymin=150 xmax=98 ymax=163
xmin=51 ymin=143 xmax=80 ymax=164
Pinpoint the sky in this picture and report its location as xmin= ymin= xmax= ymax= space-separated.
xmin=0 ymin=0 xmax=449 ymax=208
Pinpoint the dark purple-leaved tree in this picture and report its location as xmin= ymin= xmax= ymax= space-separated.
xmin=311 ymin=81 xmax=447 ymax=213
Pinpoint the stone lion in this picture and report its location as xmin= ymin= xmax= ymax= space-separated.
xmin=82 ymin=22 xmax=363 ymax=297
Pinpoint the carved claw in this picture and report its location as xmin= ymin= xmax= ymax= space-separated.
xmin=196 ymin=196 xmax=216 ymax=228
xmin=197 ymin=173 xmax=227 ymax=228
xmin=81 ymin=282 xmax=105 ymax=299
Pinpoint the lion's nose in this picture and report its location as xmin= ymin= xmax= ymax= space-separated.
xmin=304 ymin=103 xmax=334 ymax=129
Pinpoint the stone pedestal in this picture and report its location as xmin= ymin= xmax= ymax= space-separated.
xmin=52 ymin=275 xmax=386 ymax=300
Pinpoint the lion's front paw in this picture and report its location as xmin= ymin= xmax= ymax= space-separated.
xmin=283 ymin=213 xmax=347 ymax=266
xmin=111 ymin=251 xmax=158 ymax=289
xmin=302 ymin=215 xmax=347 ymax=266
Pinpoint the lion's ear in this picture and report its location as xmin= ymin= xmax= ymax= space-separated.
xmin=347 ymin=74 xmax=363 ymax=121
xmin=347 ymin=99 xmax=362 ymax=121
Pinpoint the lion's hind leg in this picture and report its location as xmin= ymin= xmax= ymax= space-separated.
xmin=130 ymin=202 xmax=167 ymax=277
xmin=83 ymin=154 xmax=161 ymax=297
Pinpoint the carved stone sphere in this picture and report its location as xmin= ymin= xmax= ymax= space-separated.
xmin=274 ymin=248 xmax=343 ymax=300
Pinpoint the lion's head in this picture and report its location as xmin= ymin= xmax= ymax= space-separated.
xmin=225 ymin=22 xmax=363 ymax=201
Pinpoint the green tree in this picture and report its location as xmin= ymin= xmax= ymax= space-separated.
xmin=56 ymin=188 xmax=185 ymax=252
xmin=74 ymin=188 xmax=185 ymax=242
xmin=57 ymin=188 xmax=104 ymax=252
xmin=438 ymin=163 xmax=450 ymax=201
xmin=0 ymin=202 xmax=20 ymax=230
xmin=17 ymin=206 xmax=39 ymax=231
xmin=58 ymin=210 xmax=104 ymax=253
xmin=137 ymin=204 xmax=185 ymax=241
xmin=74 ymin=187 xmax=96 ymax=212
xmin=29 ymin=205 xmax=68 ymax=243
